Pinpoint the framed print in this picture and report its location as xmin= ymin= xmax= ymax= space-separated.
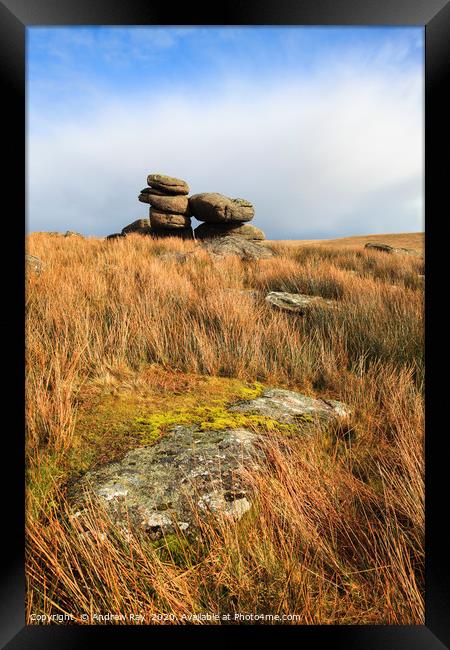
xmin=2 ymin=0 xmax=449 ymax=647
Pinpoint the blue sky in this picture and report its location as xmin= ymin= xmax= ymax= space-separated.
xmin=27 ymin=26 xmax=424 ymax=239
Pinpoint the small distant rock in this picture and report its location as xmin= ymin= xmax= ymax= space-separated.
xmin=265 ymin=292 xmax=337 ymax=314
xmin=64 ymin=231 xmax=83 ymax=238
xmin=26 ymin=254 xmax=43 ymax=275
xmin=189 ymin=193 xmax=254 ymax=223
xmin=202 ymin=235 xmax=274 ymax=260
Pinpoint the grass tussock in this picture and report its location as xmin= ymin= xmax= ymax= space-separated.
xmin=26 ymin=232 xmax=424 ymax=624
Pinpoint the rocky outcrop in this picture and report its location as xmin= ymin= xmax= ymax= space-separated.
xmin=70 ymin=387 xmax=350 ymax=539
xmin=195 ymin=223 xmax=265 ymax=240
xmin=189 ymin=193 xmax=254 ymax=223
xmin=137 ymin=173 xmax=194 ymax=239
xmin=265 ymin=292 xmax=337 ymax=314
xmin=114 ymin=173 xmax=266 ymax=244
xmin=202 ymin=236 xmax=274 ymax=260
xmin=71 ymin=425 xmax=263 ymax=539
xmin=121 ymin=219 xmax=152 ymax=235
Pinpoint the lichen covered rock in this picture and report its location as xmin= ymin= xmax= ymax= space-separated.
xmin=189 ymin=193 xmax=254 ymax=223
xmin=71 ymin=425 xmax=263 ymax=539
xmin=265 ymin=292 xmax=337 ymax=314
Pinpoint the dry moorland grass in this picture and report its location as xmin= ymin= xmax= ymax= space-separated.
xmin=279 ymin=231 xmax=424 ymax=252
xmin=25 ymin=232 xmax=424 ymax=625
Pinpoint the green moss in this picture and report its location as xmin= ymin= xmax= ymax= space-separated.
xmin=135 ymin=406 xmax=296 ymax=442
xmin=152 ymin=534 xmax=194 ymax=567
xmin=67 ymin=375 xmax=268 ymax=476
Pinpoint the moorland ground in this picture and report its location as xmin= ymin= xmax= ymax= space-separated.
xmin=25 ymin=231 xmax=424 ymax=625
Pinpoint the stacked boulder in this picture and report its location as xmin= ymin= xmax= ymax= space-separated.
xmin=189 ymin=193 xmax=265 ymax=241
xmin=138 ymin=174 xmax=193 ymax=239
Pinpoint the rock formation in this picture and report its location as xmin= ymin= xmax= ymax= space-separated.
xmin=188 ymin=192 xmax=266 ymax=242
xmin=139 ymin=173 xmax=193 ymax=239
xmin=111 ymin=173 xmax=268 ymax=245
xmin=265 ymin=292 xmax=337 ymax=314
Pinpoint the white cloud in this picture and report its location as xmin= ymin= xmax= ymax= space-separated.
xmin=27 ymin=63 xmax=423 ymax=239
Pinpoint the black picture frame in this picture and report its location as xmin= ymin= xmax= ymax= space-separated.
xmin=2 ymin=0 xmax=448 ymax=647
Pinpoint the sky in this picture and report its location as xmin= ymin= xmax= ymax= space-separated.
xmin=27 ymin=26 xmax=424 ymax=239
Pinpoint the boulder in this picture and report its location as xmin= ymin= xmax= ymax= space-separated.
xmin=139 ymin=192 xmax=189 ymax=214
xmin=265 ymin=292 xmax=337 ymax=314
xmin=121 ymin=219 xmax=152 ymax=235
xmin=150 ymin=209 xmax=191 ymax=230
xmin=189 ymin=193 xmax=254 ymax=223
xmin=106 ymin=233 xmax=126 ymax=240
xmin=70 ymin=425 xmax=263 ymax=539
xmin=64 ymin=231 xmax=83 ymax=238
xmin=202 ymin=236 xmax=274 ymax=261
xmin=195 ymin=223 xmax=265 ymax=240
xmin=26 ymin=253 xmax=43 ymax=275
xmin=229 ymin=388 xmax=350 ymax=424
xmin=147 ymin=174 xmax=189 ymax=195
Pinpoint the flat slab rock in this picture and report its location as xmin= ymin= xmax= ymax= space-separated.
xmin=364 ymin=243 xmax=422 ymax=257
xmin=71 ymin=388 xmax=349 ymax=539
xmin=71 ymin=426 xmax=264 ymax=540
xmin=230 ymin=388 xmax=350 ymax=423
xmin=266 ymin=291 xmax=336 ymax=313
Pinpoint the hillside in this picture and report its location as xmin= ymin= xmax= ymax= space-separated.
xmin=25 ymin=232 xmax=424 ymax=625
xmin=277 ymin=232 xmax=424 ymax=253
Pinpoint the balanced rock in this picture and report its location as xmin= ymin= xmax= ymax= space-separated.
xmin=195 ymin=222 xmax=265 ymax=240
xmin=150 ymin=209 xmax=191 ymax=230
xmin=202 ymin=235 xmax=274 ymax=260
xmin=139 ymin=191 xmax=189 ymax=215
xmin=189 ymin=193 xmax=254 ymax=223
xmin=106 ymin=233 xmax=126 ymax=240
xmin=121 ymin=219 xmax=152 ymax=235
xmin=147 ymin=174 xmax=189 ymax=195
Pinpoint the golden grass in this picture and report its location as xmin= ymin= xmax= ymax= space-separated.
xmin=276 ymin=231 xmax=424 ymax=252
xmin=25 ymin=232 xmax=424 ymax=625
